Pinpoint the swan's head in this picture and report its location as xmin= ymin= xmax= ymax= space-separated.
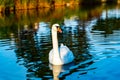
xmin=52 ymin=24 xmax=62 ymax=33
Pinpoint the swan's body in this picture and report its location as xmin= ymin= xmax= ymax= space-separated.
xmin=49 ymin=24 xmax=74 ymax=65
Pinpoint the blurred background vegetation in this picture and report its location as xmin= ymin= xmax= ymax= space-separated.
xmin=0 ymin=0 xmax=118 ymax=12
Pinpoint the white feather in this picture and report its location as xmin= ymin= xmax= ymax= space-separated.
xmin=49 ymin=24 xmax=74 ymax=65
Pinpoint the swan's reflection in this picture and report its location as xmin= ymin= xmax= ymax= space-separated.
xmin=49 ymin=62 xmax=74 ymax=80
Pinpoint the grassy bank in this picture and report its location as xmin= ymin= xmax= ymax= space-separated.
xmin=0 ymin=0 xmax=79 ymax=12
xmin=0 ymin=0 xmax=118 ymax=13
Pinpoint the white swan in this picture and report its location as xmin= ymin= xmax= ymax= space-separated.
xmin=49 ymin=24 xmax=74 ymax=65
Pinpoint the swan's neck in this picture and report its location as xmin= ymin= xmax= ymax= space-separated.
xmin=52 ymin=28 xmax=62 ymax=64
xmin=52 ymin=29 xmax=59 ymax=57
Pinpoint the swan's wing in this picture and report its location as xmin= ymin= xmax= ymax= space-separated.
xmin=59 ymin=45 xmax=74 ymax=64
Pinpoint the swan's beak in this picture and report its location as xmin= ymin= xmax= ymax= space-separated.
xmin=57 ymin=27 xmax=62 ymax=33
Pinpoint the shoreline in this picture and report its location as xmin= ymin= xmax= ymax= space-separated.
xmin=0 ymin=0 xmax=118 ymax=13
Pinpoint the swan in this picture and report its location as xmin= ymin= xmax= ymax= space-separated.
xmin=49 ymin=24 xmax=74 ymax=65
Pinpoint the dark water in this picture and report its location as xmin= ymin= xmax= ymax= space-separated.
xmin=0 ymin=4 xmax=120 ymax=80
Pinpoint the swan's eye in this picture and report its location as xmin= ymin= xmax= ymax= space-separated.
xmin=57 ymin=27 xmax=62 ymax=33
xmin=56 ymin=26 xmax=59 ymax=28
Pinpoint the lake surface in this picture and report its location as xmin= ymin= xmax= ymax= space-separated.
xmin=0 ymin=4 xmax=120 ymax=80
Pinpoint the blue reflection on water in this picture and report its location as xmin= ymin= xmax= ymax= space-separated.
xmin=0 ymin=46 xmax=27 ymax=80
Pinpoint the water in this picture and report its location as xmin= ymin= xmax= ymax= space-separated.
xmin=0 ymin=4 xmax=120 ymax=80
